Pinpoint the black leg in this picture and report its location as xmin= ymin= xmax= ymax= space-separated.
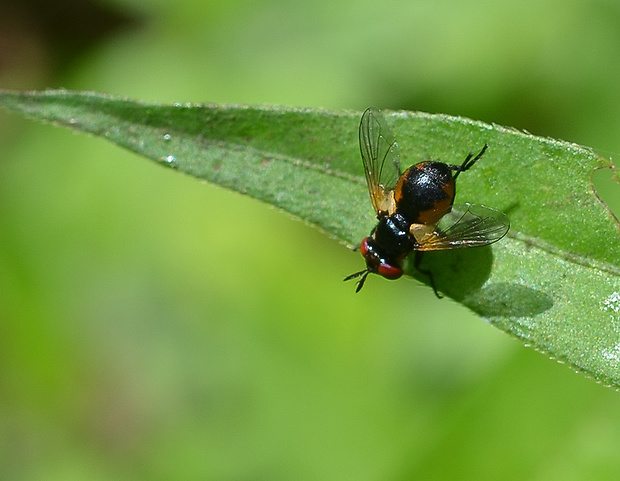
xmin=414 ymin=251 xmax=442 ymax=299
xmin=450 ymin=144 xmax=488 ymax=181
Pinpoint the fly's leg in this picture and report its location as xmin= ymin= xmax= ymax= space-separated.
xmin=414 ymin=251 xmax=442 ymax=299
xmin=450 ymin=144 xmax=488 ymax=181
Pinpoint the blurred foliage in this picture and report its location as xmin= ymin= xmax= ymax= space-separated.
xmin=0 ymin=0 xmax=619 ymax=480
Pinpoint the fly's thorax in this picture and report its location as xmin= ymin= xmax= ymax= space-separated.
xmin=369 ymin=213 xmax=413 ymax=261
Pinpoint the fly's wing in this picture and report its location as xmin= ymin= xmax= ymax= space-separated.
xmin=414 ymin=203 xmax=510 ymax=251
xmin=359 ymin=108 xmax=401 ymax=215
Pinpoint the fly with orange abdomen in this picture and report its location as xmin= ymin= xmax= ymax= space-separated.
xmin=344 ymin=108 xmax=509 ymax=296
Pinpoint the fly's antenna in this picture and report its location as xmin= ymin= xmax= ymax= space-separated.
xmin=344 ymin=269 xmax=370 ymax=293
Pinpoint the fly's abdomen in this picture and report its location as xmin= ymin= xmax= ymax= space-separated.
xmin=394 ymin=161 xmax=455 ymax=224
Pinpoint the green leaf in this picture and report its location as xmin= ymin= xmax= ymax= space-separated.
xmin=1 ymin=89 xmax=620 ymax=386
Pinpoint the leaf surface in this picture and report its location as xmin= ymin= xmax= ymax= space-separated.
xmin=1 ymin=89 xmax=619 ymax=385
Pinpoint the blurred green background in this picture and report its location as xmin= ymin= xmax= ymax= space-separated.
xmin=1 ymin=0 xmax=620 ymax=479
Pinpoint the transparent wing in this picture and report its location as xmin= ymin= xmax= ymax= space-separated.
xmin=359 ymin=108 xmax=401 ymax=215
xmin=415 ymin=203 xmax=510 ymax=251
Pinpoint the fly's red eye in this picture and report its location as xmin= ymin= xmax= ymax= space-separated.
xmin=378 ymin=263 xmax=403 ymax=280
xmin=360 ymin=237 xmax=370 ymax=257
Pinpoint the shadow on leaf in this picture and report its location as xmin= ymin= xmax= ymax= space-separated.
xmin=407 ymin=247 xmax=553 ymax=318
